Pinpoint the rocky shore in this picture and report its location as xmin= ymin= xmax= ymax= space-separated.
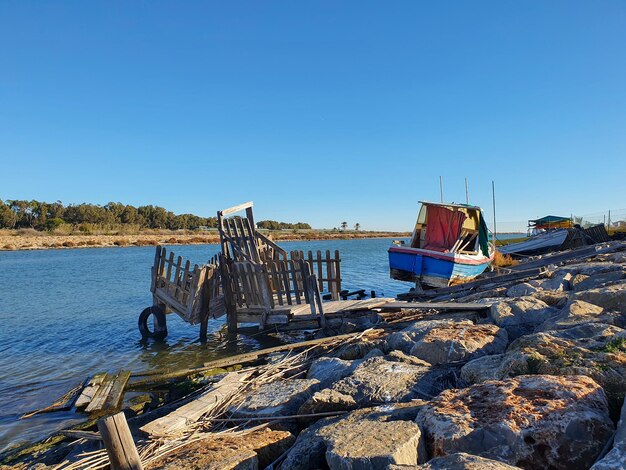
xmin=4 ymin=241 xmax=626 ymax=470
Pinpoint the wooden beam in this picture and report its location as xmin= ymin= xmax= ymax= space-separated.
xmin=140 ymin=371 xmax=252 ymax=437
xmin=97 ymin=412 xmax=143 ymax=470
xmin=219 ymin=201 xmax=254 ymax=217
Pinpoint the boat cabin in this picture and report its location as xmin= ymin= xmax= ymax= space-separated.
xmin=407 ymin=201 xmax=486 ymax=255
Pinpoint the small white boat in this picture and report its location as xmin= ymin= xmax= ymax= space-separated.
xmin=498 ymin=229 xmax=569 ymax=257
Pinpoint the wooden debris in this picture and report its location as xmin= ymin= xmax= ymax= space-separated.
xmin=21 ymin=379 xmax=87 ymax=419
xmin=97 ymin=412 xmax=143 ymax=470
xmin=140 ymin=371 xmax=252 ymax=437
xmin=85 ymin=370 xmax=131 ymax=414
xmin=75 ymin=373 xmax=107 ymax=410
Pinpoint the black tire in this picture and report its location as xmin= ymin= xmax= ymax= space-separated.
xmin=138 ymin=305 xmax=168 ymax=340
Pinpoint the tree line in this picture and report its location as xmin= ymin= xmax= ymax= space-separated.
xmin=0 ymin=199 xmax=312 ymax=232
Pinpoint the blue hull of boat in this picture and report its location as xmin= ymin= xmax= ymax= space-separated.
xmin=388 ymin=248 xmax=491 ymax=287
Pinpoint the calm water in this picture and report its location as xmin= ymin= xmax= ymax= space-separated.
xmin=0 ymin=238 xmax=408 ymax=451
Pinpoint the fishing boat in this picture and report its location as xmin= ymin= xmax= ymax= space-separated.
xmin=388 ymin=201 xmax=495 ymax=288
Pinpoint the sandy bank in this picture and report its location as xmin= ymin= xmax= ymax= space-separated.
xmin=0 ymin=231 xmax=410 ymax=251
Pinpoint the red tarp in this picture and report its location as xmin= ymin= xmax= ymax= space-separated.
xmin=423 ymin=205 xmax=467 ymax=252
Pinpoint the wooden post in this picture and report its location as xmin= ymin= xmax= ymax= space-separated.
xmin=97 ymin=412 xmax=143 ymax=470
xmin=219 ymin=254 xmax=238 ymax=335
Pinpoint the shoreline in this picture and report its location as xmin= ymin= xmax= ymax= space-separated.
xmin=0 ymin=231 xmax=411 ymax=252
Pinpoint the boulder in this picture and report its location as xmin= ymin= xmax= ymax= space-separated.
xmin=462 ymin=330 xmax=626 ymax=410
xmin=536 ymin=271 xmax=573 ymax=292
xmin=575 ymin=282 xmax=626 ymax=314
xmin=489 ymin=297 xmax=554 ymax=339
xmin=386 ymin=320 xmax=469 ymax=354
xmin=506 ymin=283 xmax=538 ymax=298
xmin=572 ymin=270 xmax=626 ymax=292
xmin=531 ymin=290 xmax=569 ymax=308
xmin=591 ymin=397 xmax=626 ymax=469
xmin=230 ymin=379 xmax=319 ymax=418
xmin=408 ymin=323 xmax=508 ymax=365
xmin=307 ymin=357 xmax=357 ymax=388
xmin=416 ymin=375 xmax=613 ymax=469
xmin=550 ymin=262 xmax=623 ymax=278
xmin=415 ymin=452 xmax=521 ymax=469
xmin=535 ymin=300 xmax=624 ymax=332
xmin=299 ymin=356 xmax=450 ymax=415
xmin=282 ymin=405 xmax=427 ymax=469
xmin=145 ymin=428 xmax=294 ymax=470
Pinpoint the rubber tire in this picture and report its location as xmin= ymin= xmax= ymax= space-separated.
xmin=138 ymin=305 xmax=168 ymax=340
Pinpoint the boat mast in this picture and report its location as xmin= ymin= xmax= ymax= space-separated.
xmin=492 ymin=180 xmax=497 ymax=243
xmin=439 ymin=176 xmax=444 ymax=203
xmin=465 ymin=177 xmax=469 ymax=204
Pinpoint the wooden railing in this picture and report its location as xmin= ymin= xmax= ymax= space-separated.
xmin=290 ymin=250 xmax=341 ymax=300
xmin=151 ymin=246 xmax=222 ymax=324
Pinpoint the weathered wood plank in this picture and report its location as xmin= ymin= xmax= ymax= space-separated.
xmin=140 ymin=371 xmax=252 ymax=437
xmin=380 ymin=301 xmax=491 ymax=311
xmin=75 ymin=373 xmax=107 ymax=410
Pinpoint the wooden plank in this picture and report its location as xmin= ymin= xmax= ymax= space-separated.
xmin=236 ymin=312 xmax=290 ymax=324
xmin=103 ymin=370 xmax=131 ymax=412
xmin=340 ymin=298 xmax=395 ymax=312
xmin=140 ymin=372 xmax=252 ymax=437
xmin=85 ymin=373 xmax=114 ymax=413
xmin=21 ymin=379 xmax=87 ymax=419
xmin=219 ymin=201 xmax=254 ymax=216
xmin=86 ymin=370 xmax=131 ymax=414
xmin=76 ymin=373 xmax=107 ymax=410
xmin=380 ymin=301 xmax=491 ymax=311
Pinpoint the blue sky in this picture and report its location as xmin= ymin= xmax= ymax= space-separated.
xmin=1 ymin=1 xmax=625 ymax=231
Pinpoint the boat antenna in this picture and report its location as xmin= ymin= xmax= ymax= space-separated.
xmin=492 ymin=180 xmax=497 ymax=243
xmin=439 ymin=176 xmax=444 ymax=203
xmin=465 ymin=177 xmax=469 ymax=204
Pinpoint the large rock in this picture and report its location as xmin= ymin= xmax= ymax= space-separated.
xmin=533 ymin=271 xmax=573 ymax=292
xmin=386 ymin=319 xmax=469 ymax=354
xmin=575 ymin=282 xmax=626 ymax=314
xmin=300 ymin=356 xmax=450 ymax=415
xmin=145 ymin=428 xmax=294 ymax=470
xmin=230 ymin=379 xmax=319 ymax=418
xmin=591 ymin=397 xmax=626 ymax=469
xmin=307 ymin=357 xmax=357 ymax=387
xmin=535 ymin=300 xmax=624 ymax=331
xmin=572 ymin=270 xmax=626 ymax=292
xmin=408 ymin=323 xmax=508 ymax=366
xmin=414 ymin=452 xmax=521 ymax=469
xmin=417 ymin=375 xmax=613 ymax=469
xmin=461 ymin=329 xmax=626 ymax=410
xmin=551 ymin=262 xmax=624 ymax=278
xmin=506 ymin=282 xmax=538 ymax=298
xmin=282 ymin=405 xmax=427 ymax=469
xmin=489 ymin=297 xmax=554 ymax=339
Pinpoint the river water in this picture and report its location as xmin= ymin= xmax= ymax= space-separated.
xmin=0 ymin=238 xmax=413 ymax=451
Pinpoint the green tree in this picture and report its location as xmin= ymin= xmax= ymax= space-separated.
xmin=341 ymin=221 xmax=348 ymax=231
xmin=354 ymin=223 xmax=360 ymax=231
xmin=0 ymin=200 xmax=17 ymax=228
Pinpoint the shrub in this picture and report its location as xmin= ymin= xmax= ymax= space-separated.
xmin=45 ymin=218 xmax=65 ymax=232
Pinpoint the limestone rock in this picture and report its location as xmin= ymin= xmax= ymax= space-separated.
xmin=408 ymin=323 xmax=508 ymax=365
xmin=146 ymin=428 xmax=294 ymax=470
xmin=462 ymin=330 xmax=626 ymax=409
xmin=307 ymin=357 xmax=357 ymax=387
xmin=534 ymin=300 xmax=624 ymax=331
xmin=387 ymin=349 xmax=432 ymax=367
xmin=591 ymin=397 xmax=626 ymax=469
xmin=416 ymin=375 xmax=613 ymax=469
xmin=230 ymin=379 xmax=319 ymax=418
xmin=282 ymin=405 xmax=426 ymax=469
xmin=530 ymin=289 xmax=569 ymax=308
xmin=506 ymin=282 xmax=538 ymax=298
xmin=572 ymin=270 xmax=626 ymax=292
xmin=575 ymin=282 xmax=626 ymax=314
xmin=416 ymin=452 xmax=521 ymax=469
xmin=535 ymin=271 xmax=573 ymax=292
xmin=489 ymin=297 xmax=554 ymax=339
xmin=386 ymin=319 xmax=470 ymax=354
xmin=300 ymin=356 xmax=450 ymax=414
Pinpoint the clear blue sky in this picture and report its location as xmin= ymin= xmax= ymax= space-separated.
xmin=1 ymin=1 xmax=625 ymax=231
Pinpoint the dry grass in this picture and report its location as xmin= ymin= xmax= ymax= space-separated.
xmin=493 ymin=250 xmax=519 ymax=267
